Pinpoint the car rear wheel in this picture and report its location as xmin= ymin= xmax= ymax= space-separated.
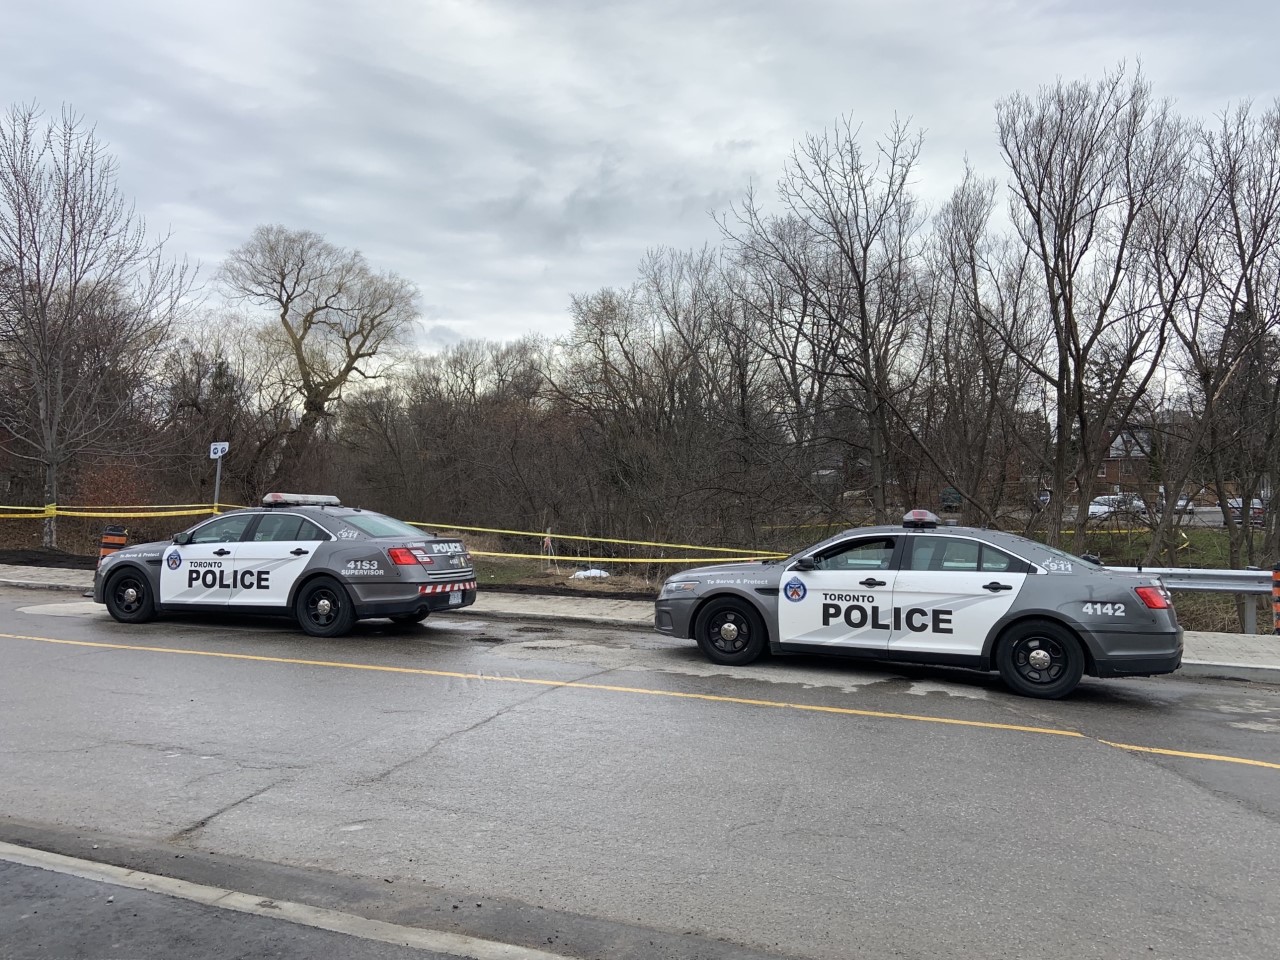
xmin=694 ymin=599 xmax=767 ymax=666
xmin=295 ymin=576 xmax=356 ymax=637
xmin=996 ymin=620 xmax=1084 ymax=699
xmin=389 ymin=611 xmax=430 ymax=625
xmin=104 ymin=569 xmax=155 ymax=624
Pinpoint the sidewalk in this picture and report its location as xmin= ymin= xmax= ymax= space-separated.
xmin=2 ymin=563 xmax=1275 ymax=683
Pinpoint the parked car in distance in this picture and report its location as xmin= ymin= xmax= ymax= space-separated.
xmin=1226 ymin=498 xmax=1264 ymax=527
xmin=1088 ymin=494 xmax=1147 ymax=521
xmin=1155 ymin=494 xmax=1196 ymax=515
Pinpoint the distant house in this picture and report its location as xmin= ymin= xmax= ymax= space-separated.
xmin=1096 ymin=428 xmax=1152 ymax=488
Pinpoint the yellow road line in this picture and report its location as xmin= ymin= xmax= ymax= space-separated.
xmin=3 ymin=631 xmax=1278 ymax=772
xmin=1098 ymin=740 xmax=1280 ymax=770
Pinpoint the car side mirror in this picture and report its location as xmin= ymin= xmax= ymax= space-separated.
xmin=793 ymin=557 xmax=817 ymax=571
xmin=173 ymin=531 xmax=192 ymax=545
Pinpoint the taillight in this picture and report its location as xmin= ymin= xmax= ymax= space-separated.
xmin=1134 ymin=585 xmax=1171 ymax=609
xmin=388 ymin=547 xmax=419 ymax=565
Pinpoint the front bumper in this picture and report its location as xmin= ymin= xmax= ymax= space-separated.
xmin=1090 ymin=625 xmax=1184 ymax=678
xmin=654 ymin=597 xmax=698 ymax=638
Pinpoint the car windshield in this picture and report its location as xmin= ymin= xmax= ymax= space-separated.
xmin=337 ymin=512 xmax=430 ymax=540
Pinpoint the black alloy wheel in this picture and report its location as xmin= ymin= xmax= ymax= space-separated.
xmin=104 ymin=570 xmax=156 ymax=624
xmin=694 ymin=599 xmax=767 ymax=666
xmin=296 ymin=576 xmax=356 ymax=637
xmin=996 ymin=620 xmax=1085 ymax=699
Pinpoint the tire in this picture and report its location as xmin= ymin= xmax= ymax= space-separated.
xmin=389 ymin=610 xmax=430 ymax=625
xmin=295 ymin=576 xmax=356 ymax=637
xmin=996 ymin=620 xmax=1085 ymax=699
xmin=694 ymin=598 xmax=767 ymax=666
xmin=104 ymin=568 xmax=156 ymax=624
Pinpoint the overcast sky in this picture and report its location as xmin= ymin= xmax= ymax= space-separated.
xmin=3 ymin=0 xmax=1277 ymax=348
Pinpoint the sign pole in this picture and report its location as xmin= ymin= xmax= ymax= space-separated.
xmin=209 ymin=442 xmax=229 ymax=512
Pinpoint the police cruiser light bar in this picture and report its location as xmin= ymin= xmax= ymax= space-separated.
xmin=261 ymin=493 xmax=343 ymax=508
xmin=902 ymin=509 xmax=939 ymax=529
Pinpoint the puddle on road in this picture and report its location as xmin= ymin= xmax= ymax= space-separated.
xmin=903 ymin=680 xmax=991 ymax=700
xmin=17 ymin=600 xmax=103 ymax=618
xmin=496 ymin=637 xmax=976 ymax=698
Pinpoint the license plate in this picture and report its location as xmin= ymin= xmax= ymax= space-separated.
xmin=447 ymin=590 xmax=463 ymax=606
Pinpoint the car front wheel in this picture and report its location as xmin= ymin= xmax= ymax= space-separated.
xmin=996 ymin=620 xmax=1085 ymax=699
xmin=295 ymin=576 xmax=356 ymax=637
xmin=694 ymin=599 xmax=767 ymax=666
xmin=104 ymin=569 xmax=155 ymax=624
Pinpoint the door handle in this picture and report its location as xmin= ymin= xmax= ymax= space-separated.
xmin=290 ymin=548 xmax=310 ymax=556
xmin=983 ymin=581 xmax=1013 ymax=592
xmin=860 ymin=578 xmax=886 ymax=588
xmin=213 ymin=548 xmax=231 ymax=556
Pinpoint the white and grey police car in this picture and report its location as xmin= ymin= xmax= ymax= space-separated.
xmin=655 ymin=510 xmax=1183 ymax=698
xmin=94 ymin=494 xmax=476 ymax=637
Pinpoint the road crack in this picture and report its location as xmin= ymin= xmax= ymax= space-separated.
xmin=166 ymin=780 xmax=282 ymax=842
xmin=363 ymin=665 xmax=617 ymax=784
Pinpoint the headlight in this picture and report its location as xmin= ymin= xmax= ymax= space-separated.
xmin=659 ymin=580 xmax=699 ymax=599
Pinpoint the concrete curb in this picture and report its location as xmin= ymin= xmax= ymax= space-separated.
xmin=0 ymin=578 xmax=90 ymax=593
xmin=1178 ymin=660 xmax=1280 ymax=684
xmin=450 ymin=607 xmax=652 ymax=631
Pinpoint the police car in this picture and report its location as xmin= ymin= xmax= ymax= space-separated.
xmin=94 ymin=494 xmax=477 ymax=637
xmin=654 ymin=510 xmax=1183 ymax=698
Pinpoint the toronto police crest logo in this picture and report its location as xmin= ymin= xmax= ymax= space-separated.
xmin=166 ymin=551 xmax=182 ymax=570
xmin=784 ymin=577 xmax=807 ymax=602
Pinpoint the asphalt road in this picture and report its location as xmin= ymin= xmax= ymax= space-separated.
xmin=1 ymin=586 xmax=1278 ymax=960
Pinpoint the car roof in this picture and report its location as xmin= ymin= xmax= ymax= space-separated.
xmin=803 ymin=522 xmax=1082 ymax=568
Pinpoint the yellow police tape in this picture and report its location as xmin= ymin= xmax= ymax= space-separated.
xmin=409 ymin=521 xmax=788 ymax=557
xmin=469 ymin=551 xmax=775 ymax=564
xmin=0 ymin=504 xmax=243 ymax=519
xmin=0 ymin=503 xmax=785 ymax=563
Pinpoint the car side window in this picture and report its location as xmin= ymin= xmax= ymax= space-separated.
xmin=252 ymin=514 xmax=304 ymax=542
xmin=910 ymin=537 xmax=1021 ymax=573
xmin=909 ymin=536 xmax=979 ymax=572
xmin=980 ymin=546 xmax=1015 ymax=572
xmin=189 ymin=514 xmax=254 ymax=545
xmin=814 ymin=537 xmax=896 ymax=571
xmin=252 ymin=515 xmax=331 ymax=543
xmin=296 ymin=519 xmax=330 ymax=542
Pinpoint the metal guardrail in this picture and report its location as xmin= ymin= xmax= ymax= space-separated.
xmin=1107 ymin=566 xmax=1273 ymax=633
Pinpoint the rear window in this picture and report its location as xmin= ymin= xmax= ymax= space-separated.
xmin=338 ymin=513 xmax=429 ymax=540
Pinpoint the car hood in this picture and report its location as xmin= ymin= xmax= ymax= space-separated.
xmin=669 ymin=561 xmax=783 ymax=583
xmin=110 ymin=539 xmax=173 ymax=557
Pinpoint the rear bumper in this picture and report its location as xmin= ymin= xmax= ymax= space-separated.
xmin=347 ymin=580 xmax=477 ymax=619
xmin=1090 ymin=626 xmax=1184 ymax=678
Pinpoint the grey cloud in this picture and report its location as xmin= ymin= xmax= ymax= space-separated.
xmin=4 ymin=0 xmax=1279 ymax=345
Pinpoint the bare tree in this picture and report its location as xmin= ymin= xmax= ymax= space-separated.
xmin=909 ymin=165 xmax=1046 ymax=527
xmin=219 ymin=224 xmax=418 ymax=486
xmin=724 ymin=117 xmax=927 ymax=522
xmin=0 ymin=104 xmax=190 ymax=546
xmin=151 ymin=318 xmax=299 ymax=503
xmin=995 ymin=65 xmax=1189 ymax=547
